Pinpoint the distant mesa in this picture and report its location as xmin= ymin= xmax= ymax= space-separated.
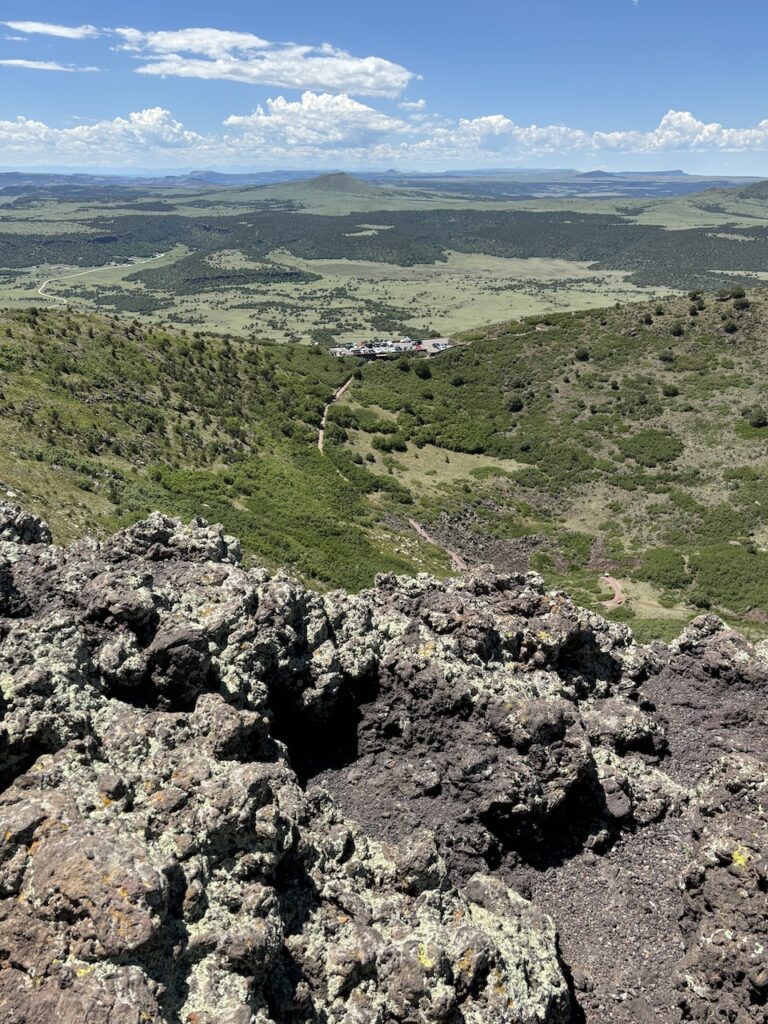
xmin=576 ymin=169 xmax=689 ymax=179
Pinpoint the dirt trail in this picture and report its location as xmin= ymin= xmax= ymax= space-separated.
xmin=37 ymin=252 xmax=170 ymax=305
xmin=601 ymin=575 xmax=625 ymax=609
xmin=408 ymin=518 xmax=469 ymax=572
xmin=318 ymin=378 xmax=354 ymax=453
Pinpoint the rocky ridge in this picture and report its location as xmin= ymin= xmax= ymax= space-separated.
xmin=0 ymin=505 xmax=764 ymax=1023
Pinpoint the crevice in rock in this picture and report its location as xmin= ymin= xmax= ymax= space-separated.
xmin=481 ymin=767 xmax=614 ymax=871
xmin=264 ymin=853 xmax=324 ymax=1024
xmin=268 ymin=672 xmax=379 ymax=787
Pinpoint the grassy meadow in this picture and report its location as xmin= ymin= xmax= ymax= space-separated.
xmin=2 ymin=175 xmax=768 ymax=344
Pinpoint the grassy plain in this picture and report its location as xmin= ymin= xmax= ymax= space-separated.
xmin=0 ymin=248 xmax=671 ymax=342
xmin=2 ymin=176 xmax=768 ymax=343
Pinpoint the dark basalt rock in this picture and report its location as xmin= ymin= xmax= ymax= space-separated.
xmin=0 ymin=506 xmax=764 ymax=1023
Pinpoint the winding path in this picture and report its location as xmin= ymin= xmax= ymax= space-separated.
xmin=318 ymin=377 xmax=354 ymax=453
xmin=316 ymin=376 xmax=468 ymax=573
xmin=37 ymin=251 xmax=171 ymax=306
xmin=601 ymin=575 xmax=625 ymax=609
xmin=408 ymin=518 xmax=469 ymax=573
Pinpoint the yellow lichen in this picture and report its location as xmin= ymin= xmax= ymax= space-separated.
xmin=417 ymin=943 xmax=435 ymax=969
xmin=456 ymin=948 xmax=475 ymax=974
xmin=418 ymin=639 xmax=437 ymax=660
xmin=732 ymin=847 xmax=749 ymax=868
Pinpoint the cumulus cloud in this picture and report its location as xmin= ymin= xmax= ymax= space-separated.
xmin=594 ymin=109 xmax=768 ymax=151
xmin=0 ymin=59 xmax=100 ymax=72
xmin=2 ymin=21 xmax=416 ymax=97
xmin=0 ymin=108 xmax=209 ymax=165
xmin=2 ymin=21 xmax=100 ymax=39
xmin=115 ymin=26 xmax=415 ymax=97
xmin=3 ymin=105 xmax=768 ymax=169
xmin=224 ymin=92 xmax=407 ymax=148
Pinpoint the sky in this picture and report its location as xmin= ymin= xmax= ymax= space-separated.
xmin=1 ymin=0 xmax=768 ymax=174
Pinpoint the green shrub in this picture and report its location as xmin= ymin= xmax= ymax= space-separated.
xmin=618 ymin=429 xmax=683 ymax=467
xmin=637 ymin=547 xmax=689 ymax=590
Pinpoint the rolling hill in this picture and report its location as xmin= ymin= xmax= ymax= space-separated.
xmin=3 ymin=283 xmax=768 ymax=642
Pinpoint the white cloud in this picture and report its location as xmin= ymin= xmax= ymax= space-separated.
xmin=115 ymin=26 xmax=416 ymax=97
xmin=0 ymin=59 xmax=100 ymax=72
xmin=399 ymin=99 xmax=426 ymax=111
xmin=224 ymin=92 xmax=406 ymax=147
xmin=3 ymin=105 xmax=768 ymax=170
xmin=0 ymin=108 xmax=209 ymax=166
xmin=115 ymin=27 xmax=269 ymax=57
xmin=2 ymin=21 xmax=100 ymax=39
xmin=2 ymin=21 xmax=416 ymax=97
xmin=593 ymin=109 xmax=768 ymax=152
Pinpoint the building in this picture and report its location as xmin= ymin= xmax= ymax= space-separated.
xmin=328 ymin=336 xmax=452 ymax=358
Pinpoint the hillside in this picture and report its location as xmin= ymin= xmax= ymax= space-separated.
xmin=296 ymin=171 xmax=383 ymax=195
xmin=326 ymin=285 xmax=768 ymax=638
xmin=4 ymin=289 xmax=768 ymax=640
xmin=0 ymin=307 xmax=448 ymax=589
xmin=0 ymin=504 xmax=765 ymax=1024
xmin=740 ymin=179 xmax=768 ymax=198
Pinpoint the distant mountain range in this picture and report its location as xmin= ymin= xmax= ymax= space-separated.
xmin=0 ymin=168 xmax=761 ymax=190
xmin=0 ymin=168 xmax=763 ymax=206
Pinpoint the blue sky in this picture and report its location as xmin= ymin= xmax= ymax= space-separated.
xmin=2 ymin=0 xmax=768 ymax=173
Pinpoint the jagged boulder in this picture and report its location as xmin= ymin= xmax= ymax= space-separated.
xmin=0 ymin=507 xmax=764 ymax=1023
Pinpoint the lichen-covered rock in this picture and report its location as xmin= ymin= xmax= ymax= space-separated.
xmin=0 ymin=508 xmax=764 ymax=1023
xmin=676 ymin=755 xmax=768 ymax=1022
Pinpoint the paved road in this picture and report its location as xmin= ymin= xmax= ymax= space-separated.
xmin=318 ymin=377 xmax=354 ymax=453
xmin=37 ymin=252 xmax=170 ymax=305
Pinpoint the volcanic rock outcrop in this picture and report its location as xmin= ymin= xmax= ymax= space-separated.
xmin=0 ymin=506 xmax=764 ymax=1023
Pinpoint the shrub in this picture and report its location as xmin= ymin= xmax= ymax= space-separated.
xmin=637 ymin=547 xmax=689 ymax=590
xmin=618 ymin=429 xmax=683 ymax=467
